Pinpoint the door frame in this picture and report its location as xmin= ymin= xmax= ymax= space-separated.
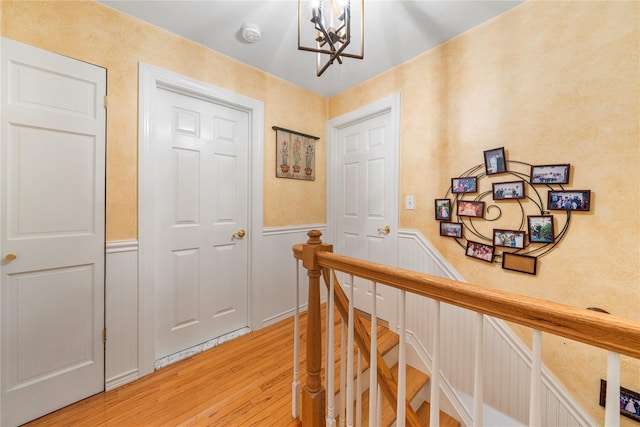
xmin=138 ymin=63 xmax=264 ymax=377
xmin=326 ymin=93 xmax=401 ymax=328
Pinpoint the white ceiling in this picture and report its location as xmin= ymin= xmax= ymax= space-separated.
xmin=98 ymin=0 xmax=525 ymax=98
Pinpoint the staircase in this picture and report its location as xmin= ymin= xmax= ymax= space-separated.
xmin=328 ymin=311 xmax=460 ymax=426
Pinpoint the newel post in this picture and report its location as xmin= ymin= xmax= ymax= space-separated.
xmin=301 ymin=230 xmax=332 ymax=426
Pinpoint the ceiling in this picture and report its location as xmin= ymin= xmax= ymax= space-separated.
xmin=98 ymin=0 xmax=525 ymax=98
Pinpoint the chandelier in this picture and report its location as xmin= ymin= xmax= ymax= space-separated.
xmin=298 ymin=0 xmax=364 ymax=76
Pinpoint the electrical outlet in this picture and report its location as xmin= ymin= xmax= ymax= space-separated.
xmin=406 ymin=195 xmax=415 ymax=210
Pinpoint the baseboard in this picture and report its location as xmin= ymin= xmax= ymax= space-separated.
xmin=105 ymin=369 xmax=139 ymax=391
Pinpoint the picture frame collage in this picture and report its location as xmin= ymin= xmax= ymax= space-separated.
xmin=435 ymin=147 xmax=592 ymax=274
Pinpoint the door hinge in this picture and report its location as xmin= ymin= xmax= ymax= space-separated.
xmin=103 ymin=328 xmax=107 ymax=343
xmin=103 ymin=96 xmax=108 ymax=109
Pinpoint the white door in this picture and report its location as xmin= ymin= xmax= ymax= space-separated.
xmin=332 ymin=98 xmax=399 ymax=324
xmin=0 ymin=38 xmax=106 ymax=427
xmin=154 ymin=87 xmax=249 ymax=359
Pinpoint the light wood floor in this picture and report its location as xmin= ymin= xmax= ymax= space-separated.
xmin=26 ymin=314 xmax=307 ymax=427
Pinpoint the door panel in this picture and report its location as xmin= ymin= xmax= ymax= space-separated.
xmin=155 ymin=88 xmax=249 ymax=360
xmin=336 ymin=111 xmax=397 ymax=322
xmin=1 ymin=38 xmax=106 ymax=427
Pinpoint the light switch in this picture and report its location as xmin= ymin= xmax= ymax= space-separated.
xmin=406 ymin=195 xmax=415 ymax=210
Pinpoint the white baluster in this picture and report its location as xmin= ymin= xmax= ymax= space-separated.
xmin=369 ymin=281 xmax=378 ymax=424
xmin=346 ymin=275 xmax=355 ymax=427
xmin=397 ymin=290 xmax=406 ymax=427
xmin=429 ymin=301 xmax=441 ymax=425
xmin=529 ymin=329 xmax=542 ymax=427
xmin=292 ymin=259 xmax=300 ymax=418
xmin=605 ymin=352 xmax=620 ymax=427
xmin=473 ymin=312 xmax=484 ymax=427
xmin=340 ymin=317 xmax=346 ymax=427
xmin=377 ymin=385 xmax=382 ymax=426
xmin=356 ymin=348 xmax=362 ymax=427
xmin=327 ymin=271 xmax=336 ymax=427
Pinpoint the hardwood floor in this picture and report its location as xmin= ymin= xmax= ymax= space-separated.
xmin=26 ymin=314 xmax=306 ymax=427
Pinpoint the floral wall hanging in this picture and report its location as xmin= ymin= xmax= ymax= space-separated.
xmin=274 ymin=126 xmax=318 ymax=181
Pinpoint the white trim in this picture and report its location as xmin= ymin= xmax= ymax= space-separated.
xmin=105 ymin=240 xmax=139 ymax=254
xmin=138 ymin=63 xmax=264 ymax=377
xmin=262 ymin=223 xmax=327 ymax=237
xmin=397 ymin=229 xmax=464 ymax=281
xmin=105 ymin=369 xmax=139 ymax=392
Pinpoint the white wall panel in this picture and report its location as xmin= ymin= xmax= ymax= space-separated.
xmin=260 ymin=225 xmax=327 ymax=327
xmin=105 ymin=241 xmax=139 ymax=390
xmin=398 ymin=229 xmax=597 ymax=427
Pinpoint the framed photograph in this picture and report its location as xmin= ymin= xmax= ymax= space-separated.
xmin=274 ymin=126 xmax=318 ymax=181
xmin=600 ymin=379 xmax=640 ymax=422
xmin=435 ymin=199 xmax=451 ymax=220
xmin=465 ymin=241 xmax=494 ymax=263
xmin=493 ymin=229 xmax=525 ymax=249
xmin=483 ymin=147 xmax=506 ymax=175
xmin=457 ymin=200 xmax=485 ymax=218
xmin=530 ymin=164 xmax=570 ymax=184
xmin=440 ymin=221 xmax=462 ymax=238
xmin=502 ymin=253 xmax=537 ymax=275
xmin=528 ymin=215 xmax=554 ymax=243
xmin=548 ymin=190 xmax=591 ymax=211
xmin=492 ymin=180 xmax=525 ymax=200
xmin=451 ymin=177 xmax=478 ymax=194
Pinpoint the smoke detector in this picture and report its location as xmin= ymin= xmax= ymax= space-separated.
xmin=240 ymin=23 xmax=261 ymax=43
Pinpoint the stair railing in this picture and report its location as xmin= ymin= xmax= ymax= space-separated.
xmin=292 ymin=231 xmax=640 ymax=426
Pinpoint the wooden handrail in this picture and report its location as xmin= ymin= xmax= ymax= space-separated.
xmin=293 ymin=244 xmax=640 ymax=359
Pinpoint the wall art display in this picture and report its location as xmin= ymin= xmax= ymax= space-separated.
xmin=440 ymin=222 xmax=462 ymax=238
xmin=528 ymin=215 xmax=554 ymax=243
xmin=493 ymin=229 xmax=525 ymax=249
xmin=530 ymin=164 xmax=570 ymax=184
xmin=466 ymin=241 xmax=495 ymax=263
xmin=435 ymin=148 xmax=590 ymax=274
xmin=273 ymin=126 xmax=318 ymax=181
xmin=548 ymin=190 xmax=591 ymax=211
xmin=492 ymin=180 xmax=525 ymax=200
xmin=600 ymin=379 xmax=640 ymax=422
xmin=435 ymin=199 xmax=451 ymax=220
xmin=457 ymin=200 xmax=485 ymax=218
xmin=502 ymin=253 xmax=537 ymax=275
xmin=451 ymin=177 xmax=477 ymax=193
xmin=484 ymin=147 xmax=506 ymax=175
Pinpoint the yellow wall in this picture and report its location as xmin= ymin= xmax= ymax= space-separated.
xmin=330 ymin=1 xmax=639 ymax=425
xmin=2 ymin=0 xmax=639 ymax=424
xmin=0 ymin=0 xmax=327 ymax=240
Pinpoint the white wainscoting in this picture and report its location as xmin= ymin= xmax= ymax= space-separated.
xmin=105 ymin=240 xmax=140 ymax=390
xmin=398 ymin=230 xmax=597 ymax=427
xmin=260 ymin=224 xmax=327 ymax=327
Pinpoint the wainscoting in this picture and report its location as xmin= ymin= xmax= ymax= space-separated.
xmin=104 ymin=229 xmax=596 ymax=427
xmin=260 ymin=224 xmax=327 ymax=326
xmin=398 ymin=230 xmax=597 ymax=427
xmin=104 ymin=225 xmax=327 ymax=390
xmin=105 ymin=240 xmax=139 ymax=390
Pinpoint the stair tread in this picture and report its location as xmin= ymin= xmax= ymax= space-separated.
xmin=416 ymin=401 xmax=461 ymax=427
xmin=358 ymin=364 xmax=429 ymax=427
xmin=325 ymin=312 xmax=399 ymax=394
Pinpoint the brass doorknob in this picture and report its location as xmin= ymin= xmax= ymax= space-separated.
xmin=377 ymin=225 xmax=390 ymax=234
xmin=5 ymin=253 xmax=17 ymax=261
xmin=233 ymin=229 xmax=246 ymax=239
